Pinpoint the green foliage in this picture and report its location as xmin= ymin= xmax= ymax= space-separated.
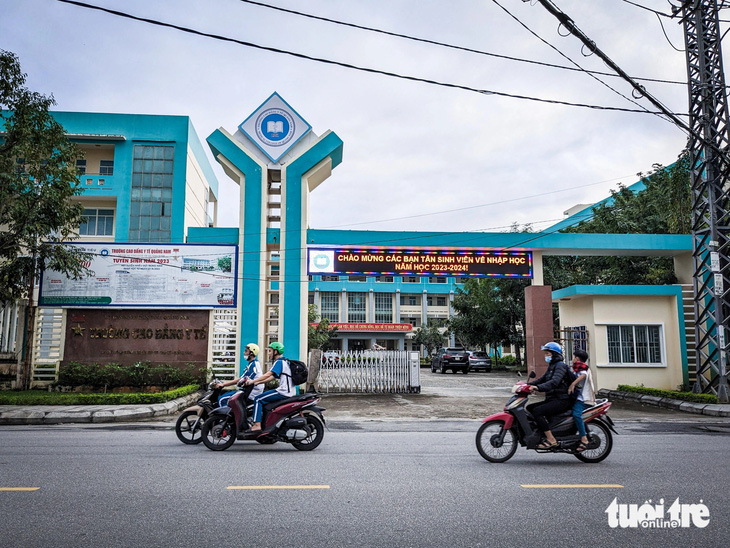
xmin=497 ymin=355 xmax=518 ymax=366
xmin=217 ymin=256 xmax=231 ymax=272
xmin=0 ymin=49 xmax=91 ymax=302
xmin=450 ymin=278 xmax=528 ymax=360
xmin=545 ymin=154 xmax=690 ymax=290
xmin=307 ymin=304 xmax=339 ymax=350
xmin=57 ymin=361 xmax=205 ymax=389
xmin=0 ymin=384 xmax=199 ymax=405
xmin=412 ymin=321 xmax=448 ymax=356
xmin=617 ymin=384 xmax=718 ymax=404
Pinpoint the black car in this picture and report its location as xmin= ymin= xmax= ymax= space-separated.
xmin=431 ymin=347 xmax=470 ymax=374
xmin=467 ymin=351 xmax=492 ymax=372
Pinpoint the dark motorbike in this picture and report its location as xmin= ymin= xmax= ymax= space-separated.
xmin=476 ymin=378 xmax=617 ymax=464
xmin=201 ymin=389 xmax=326 ymax=452
xmin=175 ymin=381 xmax=227 ymax=444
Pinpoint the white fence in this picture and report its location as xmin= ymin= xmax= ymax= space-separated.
xmin=0 ymin=301 xmax=22 ymax=356
xmin=318 ymin=350 xmax=420 ymax=393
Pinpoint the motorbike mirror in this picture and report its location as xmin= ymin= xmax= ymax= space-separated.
xmin=528 ymin=370 xmax=537 ymax=379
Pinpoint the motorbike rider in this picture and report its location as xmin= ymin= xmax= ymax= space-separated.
xmin=245 ymin=341 xmax=297 ymax=432
xmin=215 ymin=343 xmax=263 ymax=407
xmin=526 ymin=342 xmax=572 ymax=449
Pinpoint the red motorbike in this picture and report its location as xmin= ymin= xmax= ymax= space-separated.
xmin=201 ymin=388 xmax=325 ymax=452
xmin=476 ymin=377 xmax=616 ymax=464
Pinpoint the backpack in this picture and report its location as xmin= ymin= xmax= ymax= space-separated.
xmin=285 ymin=359 xmax=309 ymax=386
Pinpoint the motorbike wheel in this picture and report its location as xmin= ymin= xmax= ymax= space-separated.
xmin=574 ymin=420 xmax=613 ymax=463
xmin=201 ymin=415 xmax=236 ymax=451
xmin=175 ymin=410 xmax=206 ymax=445
xmin=476 ymin=420 xmax=518 ymax=463
xmin=291 ymin=414 xmax=325 ymax=451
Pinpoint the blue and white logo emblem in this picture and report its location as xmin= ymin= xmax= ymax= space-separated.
xmin=239 ymin=92 xmax=311 ymax=164
xmin=308 ymin=250 xmax=335 ymax=274
xmin=255 ymin=109 xmax=295 ymax=147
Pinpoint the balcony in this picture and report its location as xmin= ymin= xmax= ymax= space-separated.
xmin=80 ymin=173 xmax=115 ymax=191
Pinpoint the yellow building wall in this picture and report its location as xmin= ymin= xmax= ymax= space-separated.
xmin=558 ymin=293 xmax=684 ymax=392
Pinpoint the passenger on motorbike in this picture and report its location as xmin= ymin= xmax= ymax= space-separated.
xmin=215 ymin=343 xmax=263 ymax=407
xmin=245 ymin=341 xmax=297 ymax=432
xmin=526 ymin=342 xmax=572 ymax=450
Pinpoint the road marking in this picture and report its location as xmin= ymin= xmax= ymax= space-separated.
xmin=0 ymin=487 xmax=40 ymax=491
xmin=227 ymin=485 xmax=330 ymax=490
xmin=521 ymin=484 xmax=624 ymax=489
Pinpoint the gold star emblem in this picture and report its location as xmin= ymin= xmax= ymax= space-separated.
xmin=71 ymin=324 xmax=85 ymax=336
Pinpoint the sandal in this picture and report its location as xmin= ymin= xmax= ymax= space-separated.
xmin=537 ymin=440 xmax=558 ymax=450
xmin=575 ymin=441 xmax=589 ymax=453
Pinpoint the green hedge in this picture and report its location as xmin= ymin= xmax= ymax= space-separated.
xmin=617 ymin=384 xmax=718 ymax=404
xmin=0 ymin=384 xmax=200 ymax=406
xmin=58 ymin=361 xmax=204 ymax=389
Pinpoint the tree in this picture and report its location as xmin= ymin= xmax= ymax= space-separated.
xmin=450 ymin=278 xmax=528 ymax=363
xmin=412 ymin=319 xmax=448 ymax=356
xmin=307 ymin=305 xmax=338 ymax=350
xmin=545 ymin=153 xmax=691 ymax=289
xmin=217 ymin=256 xmax=231 ymax=272
xmin=0 ymin=50 xmax=90 ymax=388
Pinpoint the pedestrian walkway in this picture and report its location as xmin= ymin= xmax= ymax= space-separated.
xmin=0 ymin=387 xmax=728 ymax=425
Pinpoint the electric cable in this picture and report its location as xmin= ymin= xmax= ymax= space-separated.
xmin=236 ymin=0 xmax=686 ymax=86
xmin=493 ymin=0 xmax=675 ymax=125
xmin=54 ymin=0 xmax=684 ymax=116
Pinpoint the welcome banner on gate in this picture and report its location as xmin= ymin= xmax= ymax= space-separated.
xmin=39 ymin=243 xmax=238 ymax=308
xmin=307 ymin=247 xmax=532 ymax=278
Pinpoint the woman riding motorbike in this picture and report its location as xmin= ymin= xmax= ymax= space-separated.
xmin=526 ymin=342 xmax=572 ymax=450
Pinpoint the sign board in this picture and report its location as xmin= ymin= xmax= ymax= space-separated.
xmin=238 ymin=92 xmax=311 ymax=163
xmin=311 ymin=322 xmax=412 ymax=332
xmin=40 ymin=243 xmax=237 ymax=308
xmin=307 ymin=247 xmax=532 ymax=278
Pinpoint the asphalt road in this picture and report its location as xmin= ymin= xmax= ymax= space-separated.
xmin=0 ymin=420 xmax=728 ymax=548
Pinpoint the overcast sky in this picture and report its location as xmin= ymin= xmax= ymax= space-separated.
xmin=1 ymin=0 xmax=698 ymax=235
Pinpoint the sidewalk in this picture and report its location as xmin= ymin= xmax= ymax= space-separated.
xmin=0 ymin=388 xmax=728 ymax=425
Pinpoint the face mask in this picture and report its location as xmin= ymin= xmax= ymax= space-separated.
xmin=544 ymin=356 xmax=552 ymax=363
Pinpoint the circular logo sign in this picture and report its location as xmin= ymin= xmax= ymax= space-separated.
xmin=255 ymin=108 xmax=295 ymax=147
xmin=313 ymin=253 xmax=331 ymax=269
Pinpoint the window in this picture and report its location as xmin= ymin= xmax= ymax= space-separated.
xmin=99 ymin=160 xmax=114 ymax=176
xmin=375 ymin=276 xmax=394 ymax=283
xmin=348 ymin=292 xmax=366 ymax=322
xmin=130 ymin=145 xmax=174 ymax=242
xmin=320 ymin=275 xmax=340 ymax=282
xmin=437 ymin=296 xmax=447 ymax=307
xmin=307 ymin=294 xmax=314 ymax=305
xmin=375 ymin=294 xmax=392 ymax=323
xmin=76 ymin=159 xmax=87 ymax=175
xmin=607 ymin=325 xmax=662 ymax=365
xmin=79 ymin=208 xmax=114 ymax=236
xmin=429 ymin=277 xmax=447 ymax=284
xmin=400 ymin=295 xmax=419 ymax=306
xmin=320 ymin=292 xmax=339 ymax=322
xmin=402 ymin=276 xmax=419 ymax=283
xmin=348 ymin=275 xmax=366 ymax=282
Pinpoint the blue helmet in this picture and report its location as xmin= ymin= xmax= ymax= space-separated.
xmin=540 ymin=342 xmax=563 ymax=354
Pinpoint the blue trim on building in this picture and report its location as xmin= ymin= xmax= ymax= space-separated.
xmin=552 ymin=284 xmax=689 ymax=385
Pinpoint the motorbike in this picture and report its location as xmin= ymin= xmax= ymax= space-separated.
xmin=175 ymin=380 xmax=227 ymax=444
xmin=476 ymin=374 xmax=617 ymax=464
xmin=201 ymin=388 xmax=326 ymax=452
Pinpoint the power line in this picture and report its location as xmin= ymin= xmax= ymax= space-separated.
xmin=236 ymin=0 xmax=686 ymax=86
xmin=55 ymin=0 xmax=684 ymax=116
xmin=492 ymin=0 xmax=671 ymax=125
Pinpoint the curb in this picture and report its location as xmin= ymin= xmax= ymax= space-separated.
xmin=597 ymin=389 xmax=730 ymax=418
xmin=0 ymin=392 xmax=201 ymax=425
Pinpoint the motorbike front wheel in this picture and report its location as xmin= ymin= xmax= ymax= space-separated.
xmin=175 ymin=410 xmax=205 ymax=445
xmin=476 ymin=420 xmax=518 ymax=463
xmin=291 ymin=414 xmax=325 ymax=451
xmin=201 ymin=415 xmax=236 ymax=451
xmin=574 ymin=420 xmax=612 ymax=463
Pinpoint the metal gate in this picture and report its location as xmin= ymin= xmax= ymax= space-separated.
xmin=318 ymin=350 xmax=420 ymax=393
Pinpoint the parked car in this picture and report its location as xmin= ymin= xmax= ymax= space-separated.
xmin=431 ymin=347 xmax=470 ymax=374
xmin=322 ymin=350 xmax=341 ymax=368
xmin=466 ymin=351 xmax=492 ymax=372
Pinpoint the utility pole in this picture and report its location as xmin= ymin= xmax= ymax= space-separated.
xmin=531 ymin=0 xmax=729 ymax=401
xmin=680 ymin=0 xmax=730 ymax=402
